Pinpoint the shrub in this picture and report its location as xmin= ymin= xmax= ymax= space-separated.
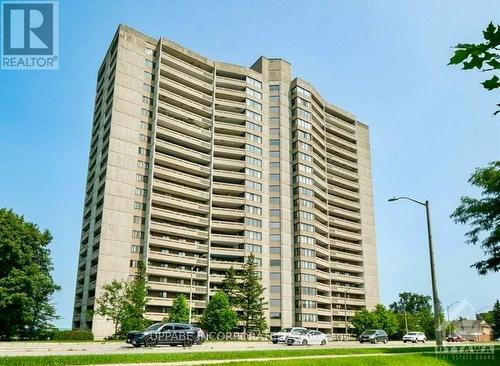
xmin=52 ymin=330 xmax=94 ymax=341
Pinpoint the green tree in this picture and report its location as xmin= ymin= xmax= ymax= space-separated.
xmin=200 ymin=292 xmax=237 ymax=334
xmin=0 ymin=208 xmax=60 ymax=340
xmin=121 ymin=261 xmax=150 ymax=333
xmin=350 ymin=304 xmax=399 ymax=338
xmin=221 ymin=266 xmax=239 ymax=307
xmin=389 ymin=292 xmax=432 ymax=314
xmin=95 ymin=280 xmax=129 ymax=335
xmin=238 ymin=254 xmax=267 ymax=334
xmin=167 ymin=294 xmax=189 ymax=323
xmin=449 ymin=22 xmax=500 ymax=115
xmin=450 ymin=161 xmax=500 ymax=275
xmin=492 ymin=300 xmax=500 ymax=338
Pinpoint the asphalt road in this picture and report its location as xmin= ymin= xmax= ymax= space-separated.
xmin=0 ymin=340 xmax=438 ymax=356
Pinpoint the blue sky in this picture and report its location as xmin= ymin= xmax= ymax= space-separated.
xmin=0 ymin=0 xmax=499 ymax=328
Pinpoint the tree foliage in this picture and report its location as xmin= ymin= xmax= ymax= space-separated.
xmin=350 ymin=304 xmax=399 ymax=338
xmin=449 ymin=22 xmax=500 ymax=115
xmin=450 ymin=161 xmax=500 ymax=274
xmin=95 ymin=262 xmax=150 ymax=335
xmin=221 ymin=266 xmax=239 ymax=308
xmin=492 ymin=300 xmax=500 ymax=338
xmin=200 ymin=292 xmax=237 ymax=334
xmin=0 ymin=208 xmax=60 ymax=339
xmin=238 ymin=254 xmax=267 ymax=334
xmin=389 ymin=292 xmax=432 ymax=314
xmin=167 ymin=294 xmax=190 ymax=323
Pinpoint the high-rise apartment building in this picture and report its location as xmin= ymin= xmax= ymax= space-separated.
xmin=73 ymin=25 xmax=379 ymax=338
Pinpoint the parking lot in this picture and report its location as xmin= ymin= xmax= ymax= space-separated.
xmin=0 ymin=340 xmax=438 ymax=357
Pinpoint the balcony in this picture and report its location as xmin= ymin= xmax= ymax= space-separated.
xmin=330 ymin=228 xmax=362 ymax=241
xmin=161 ymin=54 xmax=213 ymax=84
xmin=211 ymin=207 xmax=245 ymax=220
xmin=150 ymin=207 xmax=208 ymax=227
xmin=212 ymin=170 xmax=245 ymax=182
xmin=212 ymin=194 xmax=245 ymax=208
xmin=156 ymin=124 xmax=211 ymax=153
xmin=328 ymin=195 xmax=360 ymax=210
xmin=157 ymin=101 xmax=211 ymax=129
xmin=157 ymin=115 xmax=211 ymax=141
xmin=216 ymin=75 xmax=246 ymax=89
xmin=215 ymin=87 xmax=246 ymax=100
xmin=210 ymin=260 xmax=244 ymax=270
xmin=149 ymin=281 xmax=207 ymax=295
xmin=214 ymin=120 xmax=245 ymax=134
xmin=213 ymin=145 xmax=245 ymax=159
xmin=331 ymin=261 xmax=364 ymax=273
xmin=329 ymin=217 xmax=361 ymax=231
xmin=215 ymin=98 xmax=246 ymax=113
xmin=149 ymin=235 xmax=208 ymax=253
xmin=210 ymin=234 xmax=245 ymax=245
xmin=211 ymin=220 xmax=245 ymax=233
xmin=214 ymin=135 xmax=245 ymax=147
xmin=160 ymin=89 xmax=212 ymax=118
xmin=331 ymin=273 xmax=364 ymax=284
xmin=154 ymin=166 xmax=210 ymax=190
xmin=329 ymin=206 xmax=360 ymax=221
xmin=156 ymin=139 xmax=211 ymax=165
xmin=151 ymin=193 xmax=209 ymax=215
xmin=155 ymin=152 xmax=211 ymax=177
xmin=330 ymin=250 xmax=363 ymax=262
xmin=148 ymin=251 xmax=208 ymax=267
xmin=328 ymin=163 xmax=359 ymax=181
xmin=210 ymin=247 xmax=245 ymax=257
xmin=330 ymin=240 xmax=363 ymax=252
xmin=329 ymin=184 xmax=359 ymax=201
xmin=328 ymin=174 xmax=359 ymax=191
xmin=159 ymin=75 xmax=212 ymax=106
xmin=148 ymin=265 xmax=207 ymax=280
xmin=212 ymin=182 xmax=244 ymax=195
xmin=149 ymin=221 xmax=209 ymax=240
xmin=161 ymin=65 xmax=213 ymax=94
xmin=213 ymin=157 xmax=245 ymax=171
xmin=153 ymin=178 xmax=209 ymax=202
xmin=214 ymin=109 xmax=246 ymax=123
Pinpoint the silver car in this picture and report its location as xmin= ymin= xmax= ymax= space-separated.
xmin=286 ymin=329 xmax=327 ymax=346
xmin=403 ymin=332 xmax=426 ymax=343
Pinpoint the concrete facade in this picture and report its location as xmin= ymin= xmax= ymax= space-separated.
xmin=73 ymin=25 xmax=379 ymax=338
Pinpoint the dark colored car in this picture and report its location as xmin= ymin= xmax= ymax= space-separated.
xmin=447 ymin=333 xmax=464 ymax=342
xmin=126 ymin=323 xmax=200 ymax=347
xmin=358 ymin=329 xmax=388 ymax=344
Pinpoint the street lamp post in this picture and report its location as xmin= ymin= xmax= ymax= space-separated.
xmin=344 ymin=285 xmax=351 ymax=337
xmin=189 ymin=254 xmax=207 ymax=324
xmin=388 ymin=196 xmax=443 ymax=346
xmin=404 ymin=308 xmax=408 ymax=335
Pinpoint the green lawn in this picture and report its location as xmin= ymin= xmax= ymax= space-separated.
xmin=0 ymin=346 xmax=497 ymax=366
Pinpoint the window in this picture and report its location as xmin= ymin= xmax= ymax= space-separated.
xmin=297 ymin=98 xmax=311 ymax=108
xmin=246 ymin=121 xmax=262 ymax=132
xmin=296 ymin=300 xmax=316 ymax=309
xmin=139 ymin=121 xmax=152 ymax=130
xmin=297 ymin=108 xmax=311 ymax=119
xmin=131 ymin=245 xmax=142 ymax=253
xmin=269 ymin=106 xmax=280 ymax=114
xmin=270 ymin=185 xmax=280 ymax=193
xmin=294 ymin=235 xmax=315 ymax=245
xmin=245 ymin=192 xmax=262 ymax=203
xmin=270 ymin=139 xmax=280 ymax=147
xmin=142 ymin=96 xmax=153 ymax=105
xmin=246 ymin=144 xmax=262 ymax=156
xmin=246 ymin=110 xmax=262 ymax=121
xmin=138 ymin=147 xmax=150 ymax=156
xmin=246 ymin=156 xmax=262 ymax=167
xmin=136 ymin=174 xmax=148 ymax=183
xmin=134 ymin=201 xmax=146 ymax=210
xmin=247 ymin=88 xmax=262 ymax=99
xmin=296 ymin=152 xmax=312 ymax=162
xmin=270 ymin=197 xmax=281 ymax=205
xmin=144 ymin=60 xmax=155 ymax=68
xmin=269 ymin=84 xmax=280 ymax=92
xmin=293 ymin=175 xmax=313 ymax=185
xmin=270 ymin=117 xmax=280 ymax=127
xmin=132 ymin=230 xmax=145 ymax=239
xmin=270 ymin=286 xmax=280 ymax=293
xmin=141 ymin=108 xmax=152 ymax=118
xmin=295 ymin=313 xmax=317 ymax=322
xmin=246 ymin=76 xmax=262 ymax=89
xmin=296 ymin=118 xmax=311 ymax=130
xmin=269 ymin=96 xmax=279 ymax=104
xmin=245 ymin=180 xmax=262 ymax=191
xmin=130 ymin=260 xmax=139 ymax=268
xmin=294 ymin=141 xmax=312 ymax=151
xmin=144 ymin=71 xmax=154 ymax=80
xmin=295 ymin=86 xmax=311 ymax=98
xmin=245 ymin=243 xmax=262 ymax=253
xmin=294 ymin=130 xmax=311 ymax=140
xmin=246 ymin=99 xmax=262 ymax=111
xmin=295 ymin=260 xmax=316 ymax=270
xmin=270 ymin=173 xmax=280 ymax=181
xmin=270 ymin=209 xmax=281 ymax=217
xmin=270 ymin=260 xmax=281 ymax=268
xmin=270 ymin=128 xmax=280 ymax=136
xmin=270 ymin=221 xmax=281 ymax=229
xmin=270 ymin=151 xmax=280 ymax=158
xmin=270 ymin=162 xmax=280 ymax=170
xmin=245 ymin=217 xmax=262 ymax=227
xmin=270 ymin=234 xmax=281 ymax=242
xmin=137 ymin=160 xmax=150 ymax=170
xmin=245 ymin=168 xmax=262 ymax=179
xmin=245 ymin=231 xmax=262 ymax=241
xmin=294 ymin=187 xmax=314 ymax=197
xmin=145 ymin=48 xmax=155 ymax=55
xmin=270 ymin=298 xmax=281 ymax=306
xmin=296 ymin=198 xmax=314 ymax=208
xmin=295 ymin=223 xmax=315 ymax=233
xmin=133 ymin=215 xmax=145 ymax=224
xmin=247 ymin=133 xmax=262 ymax=144
xmin=143 ymin=83 xmax=154 ymax=93
xmin=246 ymin=205 xmax=262 ymax=215
xmin=297 ymin=164 xmax=313 ymax=174
xmin=135 ymin=188 xmax=147 ymax=197
xmin=294 ymin=210 xmax=315 ymax=220
xmin=270 ymin=246 xmax=281 ymax=254
xmin=139 ymin=134 xmax=151 ymax=143
xmin=270 ymin=312 xmax=281 ymax=319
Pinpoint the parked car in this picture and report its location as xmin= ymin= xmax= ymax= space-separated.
xmin=271 ymin=327 xmax=307 ymax=344
xmin=285 ymin=329 xmax=327 ymax=346
xmin=126 ymin=322 xmax=201 ymax=347
xmin=358 ymin=329 xmax=388 ymax=344
xmin=403 ymin=332 xmax=426 ymax=343
xmin=446 ymin=333 xmax=465 ymax=342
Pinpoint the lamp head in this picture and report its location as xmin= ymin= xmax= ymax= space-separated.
xmin=388 ymin=197 xmax=399 ymax=202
